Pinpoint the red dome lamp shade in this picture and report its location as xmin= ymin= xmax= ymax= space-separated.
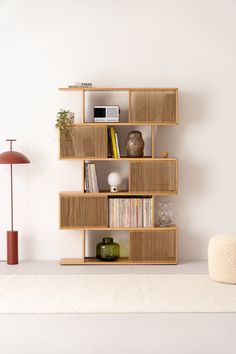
xmin=0 ymin=139 xmax=30 ymax=264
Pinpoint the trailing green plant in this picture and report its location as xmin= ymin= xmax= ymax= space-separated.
xmin=55 ymin=109 xmax=74 ymax=138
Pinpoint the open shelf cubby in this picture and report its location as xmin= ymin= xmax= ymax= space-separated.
xmin=58 ymin=87 xmax=178 ymax=265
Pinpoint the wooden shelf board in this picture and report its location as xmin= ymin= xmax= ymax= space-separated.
xmin=59 ymin=157 xmax=177 ymax=161
xmin=59 ymin=87 xmax=177 ymax=92
xmin=86 ymin=156 xmax=154 ymax=160
xmin=72 ymin=122 xmax=177 ymax=126
xmin=60 ymin=225 xmax=177 ymax=231
xmin=60 ymin=191 xmax=177 ymax=196
xmin=60 ymin=257 xmax=177 ymax=265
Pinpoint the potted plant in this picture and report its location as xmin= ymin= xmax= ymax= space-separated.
xmin=55 ymin=109 xmax=74 ymax=138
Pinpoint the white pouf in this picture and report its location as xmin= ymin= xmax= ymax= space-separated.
xmin=208 ymin=233 xmax=236 ymax=284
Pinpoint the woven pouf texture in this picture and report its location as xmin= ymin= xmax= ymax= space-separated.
xmin=208 ymin=233 xmax=236 ymax=284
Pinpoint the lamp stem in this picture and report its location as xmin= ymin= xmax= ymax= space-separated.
xmin=10 ymin=164 xmax=13 ymax=231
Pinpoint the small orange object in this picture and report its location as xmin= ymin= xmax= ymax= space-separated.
xmin=160 ymin=151 xmax=168 ymax=158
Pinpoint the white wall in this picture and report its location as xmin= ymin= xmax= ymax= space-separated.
xmin=0 ymin=0 xmax=236 ymax=261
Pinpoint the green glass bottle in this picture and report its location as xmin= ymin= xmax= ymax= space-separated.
xmin=96 ymin=237 xmax=120 ymax=261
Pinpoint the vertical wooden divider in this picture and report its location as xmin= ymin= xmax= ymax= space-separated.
xmin=82 ymin=90 xmax=85 ymax=123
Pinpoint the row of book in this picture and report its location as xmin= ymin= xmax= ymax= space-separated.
xmin=84 ymin=163 xmax=99 ymax=192
xmin=109 ymin=198 xmax=152 ymax=228
xmin=108 ymin=127 xmax=120 ymax=158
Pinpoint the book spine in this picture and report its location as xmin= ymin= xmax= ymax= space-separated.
xmin=131 ymin=199 xmax=135 ymax=228
xmin=121 ymin=198 xmax=125 ymax=227
xmin=125 ymin=199 xmax=129 ymax=227
xmin=117 ymin=198 xmax=120 ymax=227
xmin=109 ymin=198 xmax=112 ymax=227
xmin=92 ymin=164 xmax=99 ymax=192
xmin=149 ymin=198 xmax=152 ymax=227
xmin=138 ymin=199 xmax=143 ymax=228
xmin=113 ymin=198 xmax=116 ymax=227
xmin=110 ymin=128 xmax=118 ymax=158
xmin=87 ymin=164 xmax=91 ymax=192
xmin=110 ymin=199 xmax=114 ymax=227
xmin=107 ymin=128 xmax=112 ymax=157
xmin=148 ymin=198 xmax=151 ymax=227
xmin=115 ymin=132 xmax=120 ymax=158
xmin=84 ymin=164 xmax=87 ymax=192
xmin=90 ymin=163 xmax=94 ymax=193
xmin=88 ymin=164 xmax=93 ymax=193
xmin=143 ymin=198 xmax=146 ymax=227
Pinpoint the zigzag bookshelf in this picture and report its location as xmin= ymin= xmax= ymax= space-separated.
xmin=58 ymin=87 xmax=178 ymax=265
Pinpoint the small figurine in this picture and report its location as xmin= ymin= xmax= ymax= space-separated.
xmin=160 ymin=151 xmax=168 ymax=158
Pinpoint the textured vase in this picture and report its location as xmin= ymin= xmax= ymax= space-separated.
xmin=125 ymin=131 xmax=144 ymax=157
xmin=96 ymin=237 xmax=120 ymax=261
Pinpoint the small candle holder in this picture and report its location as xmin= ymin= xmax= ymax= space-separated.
xmin=157 ymin=201 xmax=173 ymax=227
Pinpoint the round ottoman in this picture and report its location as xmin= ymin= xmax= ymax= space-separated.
xmin=208 ymin=233 xmax=236 ymax=284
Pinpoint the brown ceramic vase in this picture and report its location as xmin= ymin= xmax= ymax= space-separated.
xmin=125 ymin=131 xmax=145 ymax=157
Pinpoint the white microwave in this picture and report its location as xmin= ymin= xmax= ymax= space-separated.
xmin=94 ymin=105 xmax=120 ymax=122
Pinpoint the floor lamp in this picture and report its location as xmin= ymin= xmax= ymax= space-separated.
xmin=0 ymin=139 xmax=30 ymax=264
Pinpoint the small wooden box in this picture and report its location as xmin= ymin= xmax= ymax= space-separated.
xmin=60 ymin=195 xmax=108 ymax=228
xmin=129 ymin=229 xmax=177 ymax=263
xmin=130 ymin=90 xmax=177 ymax=123
xmin=60 ymin=125 xmax=107 ymax=158
xmin=129 ymin=160 xmax=177 ymax=193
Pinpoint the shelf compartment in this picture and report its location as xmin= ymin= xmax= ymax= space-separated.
xmin=60 ymin=125 xmax=107 ymax=159
xmin=129 ymin=160 xmax=177 ymax=193
xmin=60 ymin=195 xmax=108 ymax=228
xmin=129 ymin=90 xmax=177 ymax=124
xmin=84 ymin=90 xmax=129 ymax=123
xmin=129 ymin=229 xmax=177 ymax=262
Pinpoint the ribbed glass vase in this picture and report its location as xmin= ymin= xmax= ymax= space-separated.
xmin=96 ymin=237 xmax=120 ymax=261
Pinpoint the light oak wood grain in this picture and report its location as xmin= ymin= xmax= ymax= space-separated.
xmin=129 ymin=229 xmax=177 ymax=262
xmin=60 ymin=257 xmax=177 ymax=265
xmin=130 ymin=90 xmax=177 ymax=123
xmin=60 ymin=196 xmax=108 ymax=227
xmin=60 ymin=126 xmax=107 ymax=158
xmin=129 ymin=160 xmax=177 ymax=193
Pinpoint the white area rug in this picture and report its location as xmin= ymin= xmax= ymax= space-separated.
xmin=0 ymin=274 xmax=236 ymax=313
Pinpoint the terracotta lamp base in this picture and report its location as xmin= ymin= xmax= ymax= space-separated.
xmin=7 ymin=231 xmax=18 ymax=265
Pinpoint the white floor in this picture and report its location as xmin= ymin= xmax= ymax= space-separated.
xmin=0 ymin=261 xmax=236 ymax=354
xmin=0 ymin=260 xmax=208 ymax=274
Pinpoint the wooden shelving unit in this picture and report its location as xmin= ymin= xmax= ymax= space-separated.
xmin=58 ymin=87 xmax=178 ymax=265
